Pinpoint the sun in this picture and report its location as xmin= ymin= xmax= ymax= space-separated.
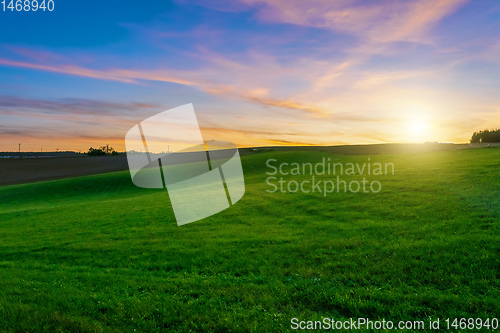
xmin=407 ymin=119 xmax=430 ymax=141
xmin=410 ymin=120 xmax=427 ymax=134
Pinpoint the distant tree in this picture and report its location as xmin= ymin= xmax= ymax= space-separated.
xmin=87 ymin=145 xmax=119 ymax=156
xmin=87 ymin=147 xmax=107 ymax=156
xmin=470 ymin=129 xmax=500 ymax=143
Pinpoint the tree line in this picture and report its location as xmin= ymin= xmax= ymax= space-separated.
xmin=470 ymin=129 xmax=500 ymax=143
xmin=87 ymin=145 xmax=119 ymax=156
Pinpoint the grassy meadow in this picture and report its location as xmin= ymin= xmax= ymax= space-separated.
xmin=0 ymin=147 xmax=499 ymax=332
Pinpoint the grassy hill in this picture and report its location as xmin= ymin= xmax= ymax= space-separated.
xmin=0 ymin=148 xmax=498 ymax=332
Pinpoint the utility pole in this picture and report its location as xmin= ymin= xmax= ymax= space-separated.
xmin=18 ymin=143 xmax=21 ymax=153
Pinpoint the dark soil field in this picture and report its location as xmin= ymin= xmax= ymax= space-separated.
xmin=0 ymin=156 xmax=128 ymax=186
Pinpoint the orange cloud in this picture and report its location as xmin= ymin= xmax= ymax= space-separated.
xmin=246 ymin=96 xmax=327 ymax=116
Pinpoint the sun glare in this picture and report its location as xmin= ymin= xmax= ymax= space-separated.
xmin=410 ymin=120 xmax=427 ymax=134
xmin=407 ymin=118 xmax=430 ymax=141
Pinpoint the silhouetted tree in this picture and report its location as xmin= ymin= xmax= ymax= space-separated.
xmin=470 ymin=129 xmax=500 ymax=143
xmin=87 ymin=147 xmax=107 ymax=156
xmin=87 ymin=145 xmax=119 ymax=155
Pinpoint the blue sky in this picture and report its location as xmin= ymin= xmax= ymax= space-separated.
xmin=1 ymin=0 xmax=500 ymax=151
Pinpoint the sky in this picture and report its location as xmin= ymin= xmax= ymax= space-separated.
xmin=1 ymin=0 xmax=500 ymax=151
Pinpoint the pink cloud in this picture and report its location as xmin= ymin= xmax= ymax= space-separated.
xmin=238 ymin=0 xmax=468 ymax=43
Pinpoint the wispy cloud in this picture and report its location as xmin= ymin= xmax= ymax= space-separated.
xmin=237 ymin=0 xmax=468 ymax=44
xmin=0 ymin=58 xmax=137 ymax=83
xmin=0 ymin=54 xmax=331 ymax=116
xmin=0 ymin=95 xmax=157 ymax=114
xmin=0 ymin=96 xmax=163 ymax=148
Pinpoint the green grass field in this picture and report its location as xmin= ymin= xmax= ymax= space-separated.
xmin=0 ymin=148 xmax=499 ymax=332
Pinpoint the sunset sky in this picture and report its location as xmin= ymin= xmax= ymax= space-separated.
xmin=1 ymin=0 xmax=500 ymax=151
